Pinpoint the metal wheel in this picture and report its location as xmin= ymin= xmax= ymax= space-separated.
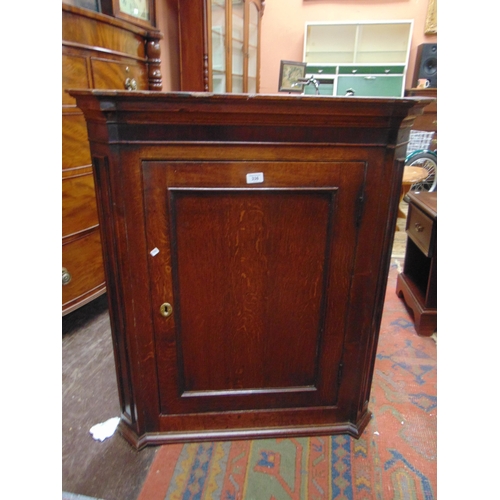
xmin=406 ymin=151 xmax=437 ymax=193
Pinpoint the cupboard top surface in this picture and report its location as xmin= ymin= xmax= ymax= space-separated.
xmin=69 ymin=90 xmax=433 ymax=149
xmin=69 ymin=90 xmax=432 ymax=122
xmin=69 ymin=88 xmax=429 ymax=102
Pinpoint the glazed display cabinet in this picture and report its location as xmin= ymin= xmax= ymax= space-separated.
xmin=178 ymin=0 xmax=263 ymax=92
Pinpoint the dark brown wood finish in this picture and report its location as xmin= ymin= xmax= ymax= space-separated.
xmin=71 ymin=90 xmax=432 ymax=448
xmin=177 ymin=0 xmax=207 ymax=90
xmin=62 ymin=4 xmax=162 ymax=315
xmin=405 ymin=88 xmax=437 ymax=149
xmin=396 ymin=191 xmax=437 ymax=336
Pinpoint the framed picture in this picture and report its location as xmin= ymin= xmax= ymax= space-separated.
xmin=425 ymin=0 xmax=437 ymax=35
xmin=101 ymin=0 xmax=156 ymax=28
xmin=64 ymin=0 xmax=101 ymax=11
xmin=278 ymin=60 xmax=307 ymax=93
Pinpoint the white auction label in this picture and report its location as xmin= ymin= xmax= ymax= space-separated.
xmin=246 ymin=172 xmax=264 ymax=184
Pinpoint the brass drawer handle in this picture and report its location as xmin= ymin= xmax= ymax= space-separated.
xmin=414 ymin=223 xmax=425 ymax=232
xmin=160 ymin=302 xmax=173 ymax=318
xmin=62 ymin=267 xmax=72 ymax=285
xmin=125 ymin=77 xmax=137 ymax=91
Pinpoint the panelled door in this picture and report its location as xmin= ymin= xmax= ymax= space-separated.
xmin=142 ymin=160 xmax=366 ymax=416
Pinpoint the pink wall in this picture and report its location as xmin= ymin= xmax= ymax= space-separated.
xmin=157 ymin=0 xmax=437 ymax=93
xmin=259 ymin=0 xmax=437 ymax=94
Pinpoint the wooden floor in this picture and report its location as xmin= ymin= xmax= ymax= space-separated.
xmin=61 ymin=200 xmax=410 ymax=500
xmin=393 ymin=200 xmax=409 ymax=259
xmin=62 ymin=295 xmax=157 ymax=500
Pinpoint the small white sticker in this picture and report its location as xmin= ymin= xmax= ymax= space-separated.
xmin=150 ymin=247 xmax=160 ymax=257
xmin=246 ymin=172 xmax=264 ymax=184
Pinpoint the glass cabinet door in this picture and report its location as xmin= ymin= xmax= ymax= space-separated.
xmin=231 ymin=0 xmax=245 ymax=92
xmin=247 ymin=1 xmax=259 ymax=93
xmin=211 ymin=0 xmax=227 ymax=93
xmin=209 ymin=0 xmax=261 ymax=93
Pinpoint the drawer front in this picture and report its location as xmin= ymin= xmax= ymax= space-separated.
xmin=62 ymin=53 xmax=90 ymax=106
xmin=306 ymin=65 xmax=337 ymax=75
xmin=62 ymin=113 xmax=91 ymax=170
xmin=406 ymin=204 xmax=435 ymax=257
xmin=336 ymin=75 xmax=403 ymax=97
xmin=62 ymin=172 xmax=99 ymax=237
xmin=62 ymin=229 xmax=105 ymax=308
xmin=63 ymin=10 xmax=146 ymax=59
xmin=338 ymin=65 xmax=405 ymax=75
xmin=91 ymin=58 xmax=148 ymax=90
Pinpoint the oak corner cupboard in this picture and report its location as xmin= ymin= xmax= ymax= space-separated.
xmin=303 ymin=20 xmax=413 ymax=98
xmin=70 ymin=89 xmax=432 ymax=448
xmin=178 ymin=0 xmax=264 ymax=92
xmin=62 ymin=2 xmax=163 ymax=315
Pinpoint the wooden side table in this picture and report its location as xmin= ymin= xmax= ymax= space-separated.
xmin=404 ymin=88 xmax=437 ymax=149
xmin=397 ymin=166 xmax=429 ymax=222
xmin=396 ymin=191 xmax=437 ymax=336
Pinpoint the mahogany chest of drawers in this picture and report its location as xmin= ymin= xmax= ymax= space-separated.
xmin=62 ymin=4 xmax=162 ymax=314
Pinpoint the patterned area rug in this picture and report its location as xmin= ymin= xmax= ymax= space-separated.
xmin=138 ymin=260 xmax=437 ymax=499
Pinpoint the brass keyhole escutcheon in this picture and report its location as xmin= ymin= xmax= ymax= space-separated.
xmin=160 ymin=302 xmax=173 ymax=318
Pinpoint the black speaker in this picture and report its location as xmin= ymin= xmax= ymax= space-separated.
xmin=412 ymin=43 xmax=437 ymax=88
